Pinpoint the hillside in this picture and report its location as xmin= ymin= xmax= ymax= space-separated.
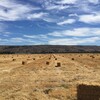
xmin=0 ymin=45 xmax=100 ymax=54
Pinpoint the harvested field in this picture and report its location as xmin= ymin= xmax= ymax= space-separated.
xmin=0 ymin=53 xmax=100 ymax=100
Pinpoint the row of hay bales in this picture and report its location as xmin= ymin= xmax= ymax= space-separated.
xmin=47 ymin=55 xmax=60 ymax=67
xmin=61 ymin=54 xmax=97 ymax=59
xmin=12 ymin=55 xmax=45 ymax=65
xmin=5 ymin=54 xmax=98 ymax=63
xmin=46 ymin=61 xmax=61 ymax=67
xmin=11 ymin=54 xmax=97 ymax=66
xmin=21 ymin=58 xmax=36 ymax=65
xmin=20 ymin=56 xmax=61 ymax=67
xmin=20 ymin=55 xmax=49 ymax=65
xmin=2 ymin=54 xmax=99 ymax=58
xmin=12 ymin=57 xmax=35 ymax=62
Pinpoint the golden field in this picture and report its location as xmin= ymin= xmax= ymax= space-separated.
xmin=0 ymin=53 xmax=100 ymax=100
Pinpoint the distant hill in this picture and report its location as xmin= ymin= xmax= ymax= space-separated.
xmin=0 ymin=45 xmax=100 ymax=54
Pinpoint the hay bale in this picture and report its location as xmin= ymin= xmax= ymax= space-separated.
xmin=55 ymin=58 xmax=57 ymax=60
xmin=28 ymin=56 xmax=30 ymax=58
xmin=77 ymin=84 xmax=100 ymax=100
xmin=46 ymin=61 xmax=49 ymax=65
xmin=55 ymin=62 xmax=61 ymax=67
xmin=33 ymin=58 xmax=35 ymax=60
xmin=72 ymin=58 xmax=74 ymax=60
xmin=90 ymin=55 xmax=95 ymax=58
xmin=12 ymin=59 xmax=16 ymax=61
xmin=22 ymin=61 xmax=26 ymax=65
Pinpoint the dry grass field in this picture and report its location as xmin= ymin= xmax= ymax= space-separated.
xmin=0 ymin=53 xmax=100 ymax=100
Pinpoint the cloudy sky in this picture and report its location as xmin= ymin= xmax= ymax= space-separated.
xmin=0 ymin=0 xmax=100 ymax=45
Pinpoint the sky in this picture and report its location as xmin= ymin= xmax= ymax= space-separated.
xmin=0 ymin=0 xmax=100 ymax=45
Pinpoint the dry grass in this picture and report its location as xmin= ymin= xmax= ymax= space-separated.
xmin=0 ymin=53 xmax=100 ymax=100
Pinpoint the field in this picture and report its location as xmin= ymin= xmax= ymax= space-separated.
xmin=0 ymin=53 xmax=100 ymax=100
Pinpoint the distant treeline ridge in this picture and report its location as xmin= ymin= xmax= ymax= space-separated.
xmin=0 ymin=45 xmax=100 ymax=54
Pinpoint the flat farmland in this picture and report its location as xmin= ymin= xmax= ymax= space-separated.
xmin=0 ymin=53 xmax=100 ymax=100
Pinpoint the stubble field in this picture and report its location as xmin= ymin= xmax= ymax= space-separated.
xmin=0 ymin=53 xmax=100 ymax=100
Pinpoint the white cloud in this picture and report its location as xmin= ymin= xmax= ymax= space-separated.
xmin=0 ymin=0 xmax=40 ymax=21
xmin=56 ymin=0 xmax=78 ymax=4
xmin=57 ymin=19 xmax=76 ymax=25
xmin=79 ymin=14 xmax=100 ymax=24
xmin=47 ymin=27 xmax=100 ymax=44
xmin=24 ymin=34 xmax=47 ymax=39
xmin=0 ymin=37 xmax=38 ymax=45
xmin=0 ymin=0 xmax=16 ymax=8
xmin=48 ymin=37 xmax=99 ymax=45
xmin=42 ymin=17 xmax=57 ymax=22
xmin=4 ymin=32 xmax=11 ymax=34
xmin=46 ymin=5 xmax=69 ymax=10
xmin=69 ymin=13 xmax=78 ymax=17
xmin=24 ymin=35 xmax=37 ymax=38
xmin=11 ymin=38 xmax=26 ymax=42
xmin=88 ymin=0 xmax=99 ymax=4
xmin=27 ymin=12 xmax=48 ymax=20
xmin=49 ymin=38 xmax=77 ymax=45
xmin=48 ymin=28 xmax=100 ymax=37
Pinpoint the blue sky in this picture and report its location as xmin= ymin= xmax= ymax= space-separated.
xmin=0 ymin=0 xmax=100 ymax=45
